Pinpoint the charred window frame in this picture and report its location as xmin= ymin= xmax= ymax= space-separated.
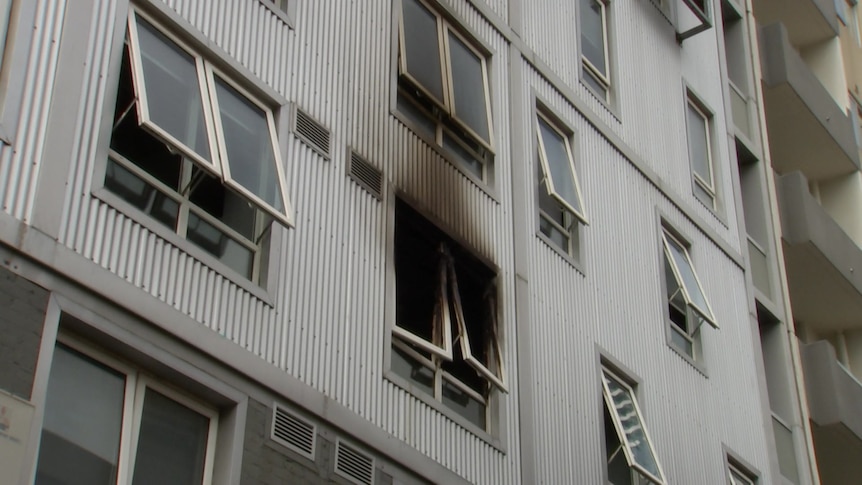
xmin=661 ymin=228 xmax=717 ymax=362
xmin=601 ymin=366 xmax=667 ymax=485
xmin=535 ymin=109 xmax=588 ymax=259
xmin=395 ymin=0 xmax=495 ymax=183
xmin=100 ymin=8 xmax=292 ymax=285
xmin=389 ymin=198 xmax=506 ymax=432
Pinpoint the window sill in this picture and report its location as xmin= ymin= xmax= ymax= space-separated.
xmin=666 ymin=339 xmax=709 ymax=378
xmin=391 ymin=109 xmax=501 ymax=205
xmin=536 ymin=232 xmax=585 ymax=276
xmin=92 ymin=187 xmax=276 ymax=307
xmin=692 ymin=191 xmax=730 ymax=230
xmin=382 ymin=371 xmax=506 ymax=454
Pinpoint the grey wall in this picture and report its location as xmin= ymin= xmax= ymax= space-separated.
xmin=0 ymin=265 xmax=48 ymax=400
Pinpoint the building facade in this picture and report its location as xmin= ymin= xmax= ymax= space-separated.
xmin=0 ymin=0 xmax=825 ymax=483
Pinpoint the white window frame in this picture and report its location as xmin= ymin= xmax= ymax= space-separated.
xmin=661 ymin=229 xmax=717 ymax=330
xmin=579 ymin=0 xmax=611 ymax=98
xmin=126 ymin=8 xmax=294 ymax=228
xmin=685 ymin=95 xmax=717 ymax=209
xmin=728 ymin=463 xmax=756 ymax=485
xmin=535 ymin=112 xmax=588 ymax=224
xmin=397 ymin=0 xmax=495 ymax=151
xmin=601 ymin=367 xmax=667 ymax=485
xmin=41 ymin=334 xmax=219 ymax=485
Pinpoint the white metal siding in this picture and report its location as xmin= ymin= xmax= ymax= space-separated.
xmin=0 ymin=0 xmax=67 ymax=222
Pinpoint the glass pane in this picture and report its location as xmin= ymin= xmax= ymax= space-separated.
xmin=36 ymin=346 xmax=125 ymax=485
xmin=580 ymin=0 xmax=607 ymax=76
xmin=401 ymin=0 xmax=444 ymax=101
xmin=448 ymin=33 xmax=490 ymax=142
xmin=390 ymin=346 xmax=435 ymax=397
xmin=693 ymin=179 xmax=715 ymax=208
xmin=189 ymin=167 xmax=257 ymax=240
xmin=540 ymin=215 xmax=570 ymax=252
xmin=730 ymin=468 xmax=753 ymax=485
xmin=442 ymin=131 xmax=483 ymax=178
xmin=132 ymin=389 xmax=210 ymax=485
xmin=187 ymin=212 xmax=254 ymax=278
xmin=442 ymin=378 xmax=485 ymax=429
xmin=135 ymin=18 xmax=211 ymax=163
xmin=397 ymin=91 xmax=437 ymax=140
xmin=111 ymin=49 xmax=183 ymax=190
xmin=538 ymin=117 xmax=581 ymax=215
xmin=670 ymin=325 xmax=693 ymax=356
xmin=0 ymin=0 xmax=12 ymax=75
xmin=686 ymin=102 xmax=712 ymax=186
xmin=583 ymin=67 xmax=608 ymax=97
xmin=213 ymin=78 xmax=285 ymax=213
xmin=105 ymin=159 xmax=179 ymax=230
xmin=664 ymin=236 xmax=712 ymax=319
xmin=603 ymin=372 xmax=662 ymax=480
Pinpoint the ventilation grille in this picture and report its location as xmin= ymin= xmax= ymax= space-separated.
xmin=348 ymin=151 xmax=383 ymax=199
xmin=334 ymin=439 xmax=374 ymax=485
xmin=270 ymin=404 xmax=316 ymax=460
xmin=294 ymin=107 xmax=331 ymax=158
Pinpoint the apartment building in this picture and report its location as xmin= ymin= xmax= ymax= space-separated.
xmin=752 ymin=0 xmax=862 ymax=483
xmin=0 ymin=0 xmax=805 ymax=483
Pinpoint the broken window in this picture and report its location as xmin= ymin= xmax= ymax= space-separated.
xmin=390 ymin=199 xmax=505 ymax=430
xmin=602 ymin=367 xmax=667 ymax=485
xmin=661 ymin=229 xmax=717 ymax=360
xmin=103 ymin=9 xmax=291 ymax=283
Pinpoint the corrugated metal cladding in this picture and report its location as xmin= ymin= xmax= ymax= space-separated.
xmin=0 ymin=0 xmax=67 ymax=222
xmin=522 ymin=0 xmax=742 ymax=249
xmin=57 ymin=0 xmax=520 ymax=482
xmin=522 ymin=61 xmax=773 ymax=483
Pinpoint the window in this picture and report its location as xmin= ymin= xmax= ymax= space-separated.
xmin=102 ymin=9 xmax=292 ymax=283
xmin=662 ymin=229 xmax=717 ymax=359
xmin=389 ymin=199 xmax=505 ymax=431
xmin=35 ymin=339 xmax=218 ymax=484
xmin=396 ymin=0 xmax=495 ymax=181
xmin=579 ymin=0 xmax=611 ymax=99
xmin=535 ymin=111 xmax=588 ymax=256
xmin=728 ymin=463 xmax=757 ymax=485
xmin=601 ymin=367 xmax=666 ymax=485
xmin=0 ymin=0 xmax=12 ymax=75
xmin=685 ymin=94 xmax=716 ymax=209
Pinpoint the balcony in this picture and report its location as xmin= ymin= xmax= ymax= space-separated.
xmin=752 ymin=0 xmax=837 ymax=47
xmin=760 ymin=23 xmax=860 ymax=181
xmin=777 ymin=172 xmax=862 ymax=331
xmin=801 ymin=341 xmax=862 ymax=484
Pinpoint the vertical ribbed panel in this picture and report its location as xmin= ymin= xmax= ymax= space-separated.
xmin=0 ymin=0 xmax=67 ymax=221
xmin=522 ymin=58 xmax=774 ymax=484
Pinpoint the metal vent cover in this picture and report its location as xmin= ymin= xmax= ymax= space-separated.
xmin=348 ymin=150 xmax=383 ymax=199
xmin=294 ymin=107 xmax=331 ymax=159
xmin=334 ymin=439 xmax=374 ymax=485
xmin=270 ymin=404 xmax=316 ymax=460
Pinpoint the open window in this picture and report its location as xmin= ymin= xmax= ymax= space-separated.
xmin=390 ymin=199 xmax=505 ymax=431
xmin=396 ymin=0 xmax=495 ymax=181
xmin=102 ymin=9 xmax=290 ymax=283
xmin=535 ymin=111 xmax=587 ymax=257
xmin=602 ymin=367 xmax=666 ymax=485
xmin=579 ymin=0 xmax=611 ymax=99
xmin=662 ymin=229 xmax=717 ymax=359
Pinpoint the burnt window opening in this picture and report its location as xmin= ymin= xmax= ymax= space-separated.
xmin=101 ymin=10 xmax=294 ymax=284
xmin=391 ymin=199 xmax=505 ymax=430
